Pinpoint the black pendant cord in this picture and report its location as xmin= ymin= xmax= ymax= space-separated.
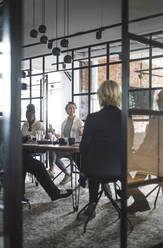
xmin=67 ymin=0 xmax=69 ymax=37
xmin=56 ymin=0 xmax=58 ymax=46
xmin=33 ymin=0 xmax=36 ymax=29
xmin=42 ymin=0 xmax=45 ymax=25
xmin=66 ymin=0 xmax=69 ymax=55
xmin=100 ymin=0 xmax=103 ymax=29
xmin=64 ymin=0 xmax=66 ymax=37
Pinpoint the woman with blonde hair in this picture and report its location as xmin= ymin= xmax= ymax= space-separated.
xmin=79 ymin=80 xmax=121 ymax=217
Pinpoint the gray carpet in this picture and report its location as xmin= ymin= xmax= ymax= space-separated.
xmin=23 ymin=177 xmax=163 ymax=248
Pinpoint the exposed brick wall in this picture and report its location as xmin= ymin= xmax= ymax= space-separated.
xmin=81 ymin=58 xmax=163 ymax=90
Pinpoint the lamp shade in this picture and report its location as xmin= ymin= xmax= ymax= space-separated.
xmin=38 ymin=24 xmax=47 ymax=33
xmin=21 ymin=83 xmax=27 ymax=90
xmin=52 ymin=47 xmax=61 ymax=56
xmin=60 ymin=39 xmax=69 ymax=48
xmin=96 ymin=30 xmax=102 ymax=40
xmin=40 ymin=35 xmax=48 ymax=44
xmin=30 ymin=29 xmax=38 ymax=38
xmin=64 ymin=55 xmax=72 ymax=63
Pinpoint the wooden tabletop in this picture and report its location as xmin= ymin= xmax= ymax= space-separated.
xmin=23 ymin=143 xmax=80 ymax=153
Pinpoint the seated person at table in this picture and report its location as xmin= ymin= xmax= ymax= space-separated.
xmin=79 ymin=80 xmax=121 ymax=217
xmin=22 ymin=104 xmax=45 ymax=141
xmin=50 ymin=102 xmax=83 ymax=185
xmin=22 ymin=150 xmax=72 ymax=201
xmin=21 ymin=104 xmax=64 ymax=179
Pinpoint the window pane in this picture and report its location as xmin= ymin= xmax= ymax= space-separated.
xmin=110 ymin=63 xmax=122 ymax=84
xmin=45 ymin=55 xmax=56 ymax=72
xmin=90 ymin=45 xmax=107 ymax=66
xmin=21 ymin=77 xmax=30 ymax=98
xmin=21 ymin=59 xmax=29 ymax=71
xmin=31 ymin=57 xmax=43 ymax=74
xmin=90 ymin=94 xmax=100 ymax=113
xmin=73 ymin=48 xmax=89 ymax=69
xmin=110 ymin=41 xmax=122 ymax=62
xmin=31 ymin=75 xmax=42 ymax=98
xmin=129 ymin=60 xmax=149 ymax=88
xmin=74 ymin=68 xmax=89 ymax=94
xmin=91 ymin=66 xmax=106 ymax=92
xmin=74 ymin=95 xmax=88 ymax=121
xmin=130 ymin=42 xmax=149 ymax=60
xmin=151 ymin=58 xmax=163 ymax=88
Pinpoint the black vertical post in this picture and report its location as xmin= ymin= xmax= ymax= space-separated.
xmin=56 ymin=56 xmax=59 ymax=71
xmin=45 ymin=74 xmax=48 ymax=135
xmin=106 ymin=43 xmax=110 ymax=80
xmin=149 ymin=36 xmax=152 ymax=110
xmin=72 ymin=50 xmax=74 ymax=101
xmin=40 ymin=78 xmax=43 ymax=121
xmin=121 ymin=0 xmax=129 ymax=247
xmin=3 ymin=0 xmax=23 ymax=247
xmin=29 ymin=58 xmax=32 ymax=103
xmin=88 ymin=47 xmax=91 ymax=114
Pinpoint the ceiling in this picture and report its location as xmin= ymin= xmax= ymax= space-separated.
xmin=22 ymin=0 xmax=163 ymax=60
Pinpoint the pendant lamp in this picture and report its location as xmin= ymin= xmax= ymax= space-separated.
xmin=29 ymin=0 xmax=38 ymax=38
xmin=39 ymin=0 xmax=48 ymax=44
xmin=52 ymin=0 xmax=61 ymax=56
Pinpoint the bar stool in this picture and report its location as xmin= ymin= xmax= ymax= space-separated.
xmin=77 ymin=177 xmax=133 ymax=233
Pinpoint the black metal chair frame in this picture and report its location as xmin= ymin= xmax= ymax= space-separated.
xmin=77 ymin=180 xmax=133 ymax=233
xmin=52 ymin=154 xmax=80 ymax=212
xmin=128 ymin=174 xmax=163 ymax=209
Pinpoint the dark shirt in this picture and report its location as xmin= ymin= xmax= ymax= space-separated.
xmin=80 ymin=105 xmax=121 ymax=178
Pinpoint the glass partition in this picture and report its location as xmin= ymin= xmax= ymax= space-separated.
xmin=128 ymin=1 xmax=163 ymax=245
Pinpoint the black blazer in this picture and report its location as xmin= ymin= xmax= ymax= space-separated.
xmin=80 ymin=105 xmax=121 ymax=179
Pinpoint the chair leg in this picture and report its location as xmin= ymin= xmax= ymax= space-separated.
xmin=154 ymin=186 xmax=161 ymax=209
xmin=145 ymin=184 xmax=161 ymax=209
xmin=77 ymin=189 xmax=103 ymax=233
xmin=77 ymin=202 xmax=90 ymax=220
xmin=83 ymin=190 xmax=103 ymax=233
xmin=103 ymin=184 xmax=134 ymax=231
xmin=103 ymin=184 xmax=121 ymax=218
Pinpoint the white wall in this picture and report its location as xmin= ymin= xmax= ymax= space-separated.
xmin=48 ymin=71 xmax=71 ymax=134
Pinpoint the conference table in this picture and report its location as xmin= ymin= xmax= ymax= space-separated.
xmin=23 ymin=142 xmax=80 ymax=211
